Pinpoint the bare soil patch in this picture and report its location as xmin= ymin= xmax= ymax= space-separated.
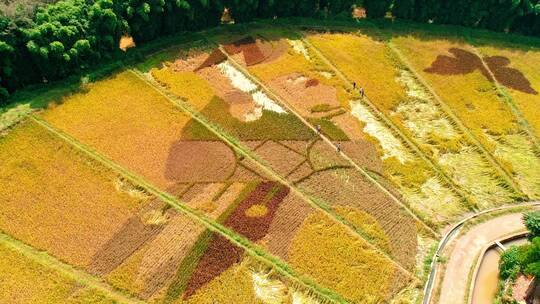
xmin=512 ymin=275 xmax=533 ymax=302
xmin=165 ymin=141 xmax=236 ymax=183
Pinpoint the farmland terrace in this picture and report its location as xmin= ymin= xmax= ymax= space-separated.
xmin=1 ymin=20 xmax=540 ymax=304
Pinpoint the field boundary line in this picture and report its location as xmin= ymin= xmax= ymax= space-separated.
xmin=299 ymin=33 xmax=477 ymax=210
xmin=468 ymin=44 xmax=540 ymax=151
xmin=0 ymin=231 xmax=144 ymax=304
xmin=201 ymin=32 xmax=438 ymax=238
xmin=128 ymin=68 xmax=419 ymax=280
xmin=387 ymin=41 xmax=527 ymax=199
xmin=30 ymin=114 xmax=349 ymax=304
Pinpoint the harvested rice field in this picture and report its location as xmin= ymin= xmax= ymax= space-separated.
xmin=2 ymin=21 xmax=540 ymax=304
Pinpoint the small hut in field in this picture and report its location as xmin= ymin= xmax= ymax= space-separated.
xmin=221 ymin=8 xmax=235 ymax=24
xmin=352 ymin=6 xmax=367 ymax=19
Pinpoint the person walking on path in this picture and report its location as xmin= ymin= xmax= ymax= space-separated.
xmin=336 ymin=143 xmax=341 ymax=153
xmin=359 ymin=87 xmax=364 ymax=98
xmin=316 ymin=124 xmax=321 ymax=134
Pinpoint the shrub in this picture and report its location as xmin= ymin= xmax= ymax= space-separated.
xmin=524 ymin=211 xmax=540 ymax=240
xmin=499 ymin=246 xmax=523 ymax=281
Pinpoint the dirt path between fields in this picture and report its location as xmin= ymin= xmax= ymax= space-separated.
xmin=437 ymin=213 xmax=528 ymax=304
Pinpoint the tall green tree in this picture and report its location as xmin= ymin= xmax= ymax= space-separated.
xmin=363 ymin=0 xmax=392 ymax=18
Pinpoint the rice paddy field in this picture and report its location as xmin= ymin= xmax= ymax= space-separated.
xmin=1 ymin=21 xmax=539 ymax=304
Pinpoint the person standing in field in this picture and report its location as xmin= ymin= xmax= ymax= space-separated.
xmin=336 ymin=143 xmax=341 ymax=153
xmin=353 ymin=82 xmax=356 ymax=89
xmin=359 ymin=87 xmax=364 ymax=98
xmin=316 ymin=124 xmax=321 ymax=134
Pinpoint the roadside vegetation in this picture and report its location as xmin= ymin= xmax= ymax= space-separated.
xmin=497 ymin=211 xmax=540 ymax=303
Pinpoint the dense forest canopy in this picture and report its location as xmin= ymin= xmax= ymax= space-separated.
xmin=2 ymin=0 xmax=540 ymax=105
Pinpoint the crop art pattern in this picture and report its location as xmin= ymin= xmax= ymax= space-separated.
xmin=425 ymin=48 xmax=537 ymax=95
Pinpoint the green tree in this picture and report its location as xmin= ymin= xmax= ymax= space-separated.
xmin=524 ymin=211 xmax=540 ymax=240
xmin=363 ymin=0 xmax=392 ymax=18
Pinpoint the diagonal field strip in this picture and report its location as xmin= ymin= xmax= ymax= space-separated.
xmin=466 ymin=43 xmax=540 ymax=151
xmin=387 ymin=42 xmax=527 ymax=199
xmin=128 ymin=69 xmax=419 ymax=280
xmin=298 ymin=32 xmax=526 ymax=209
xmin=298 ymin=34 xmax=482 ymax=210
xmin=200 ymin=33 xmax=439 ymax=237
xmin=0 ymin=231 xmax=145 ymax=304
xmin=29 ymin=115 xmax=350 ymax=304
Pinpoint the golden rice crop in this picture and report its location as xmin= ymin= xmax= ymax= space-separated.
xmin=310 ymin=32 xmax=519 ymax=212
xmin=393 ymin=36 xmax=540 ymax=199
xmin=0 ymin=120 xmax=144 ymax=268
xmin=0 ymin=243 xmax=112 ymax=303
xmin=288 ymin=208 xmax=403 ymax=303
xmin=391 ymin=37 xmax=518 ymax=139
xmin=488 ymin=133 xmax=540 ymax=199
xmin=42 ymin=71 xmax=193 ymax=190
xmin=476 ymin=45 xmax=540 ymax=140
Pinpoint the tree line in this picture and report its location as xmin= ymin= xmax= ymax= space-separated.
xmin=2 ymin=0 xmax=540 ymax=105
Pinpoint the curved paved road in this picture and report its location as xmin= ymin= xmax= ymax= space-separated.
xmin=423 ymin=202 xmax=540 ymax=304
xmin=438 ymin=213 xmax=526 ymax=304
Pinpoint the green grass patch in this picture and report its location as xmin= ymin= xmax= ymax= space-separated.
xmin=307 ymin=117 xmax=349 ymax=141
xmin=310 ymin=103 xmax=341 ymax=113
